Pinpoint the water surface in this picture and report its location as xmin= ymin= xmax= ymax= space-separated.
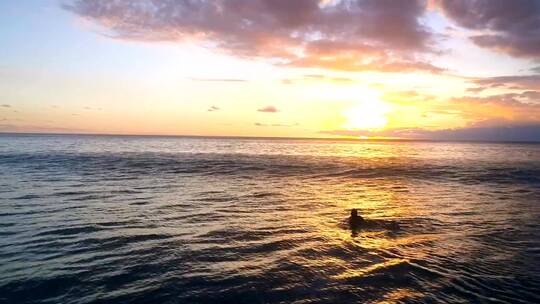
xmin=1 ymin=134 xmax=539 ymax=303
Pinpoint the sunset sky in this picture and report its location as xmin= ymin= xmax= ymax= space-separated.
xmin=1 ymin=0 xmax=540 ymax=141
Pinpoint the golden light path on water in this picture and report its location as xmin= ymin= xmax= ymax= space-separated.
xmin=277 ymin=175 xmax=435 ymax=303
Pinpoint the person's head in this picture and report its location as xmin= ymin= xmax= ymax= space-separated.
xmin=351 ymin=209 xmax=364 ymax=221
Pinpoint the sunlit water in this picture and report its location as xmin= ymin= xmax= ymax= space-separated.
xmin=1 ymin=134 xmax=539 ymax=304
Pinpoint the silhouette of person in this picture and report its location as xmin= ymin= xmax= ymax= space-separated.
xmin=349 ymin=208 xmax=400 ymax=233
xmin=349 ymin=208 xmax=364 ymax=229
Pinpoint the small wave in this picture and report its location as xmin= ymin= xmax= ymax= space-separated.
xmin=52 ymin=190 xmax=93 ymax=197
xmin=12 ymin=194 xmax=40 ymax=200
xmin=34 ymin=226 xmax=104 ymax=237
xmin=247 ymin=192 xmax=279 ymax=198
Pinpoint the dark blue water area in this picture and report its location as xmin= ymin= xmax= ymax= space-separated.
xmin=1 ymin=135 xmax=540 ymax=303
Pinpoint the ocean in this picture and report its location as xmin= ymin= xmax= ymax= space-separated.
xmin=0 ymin=134 xmax=539 ymax=303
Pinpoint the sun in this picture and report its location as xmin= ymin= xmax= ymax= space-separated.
xmin=342 ymin=90 xmax=391 ymax=130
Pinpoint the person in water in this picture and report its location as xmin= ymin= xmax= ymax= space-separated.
xmin=349 ymin=208 xmax=399 ymax=230
xmin=349 ymin=208 xmax=365 ymax=228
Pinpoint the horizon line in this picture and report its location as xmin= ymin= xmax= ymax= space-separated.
xmin=1 ymin=131 xmax=540 ymax=145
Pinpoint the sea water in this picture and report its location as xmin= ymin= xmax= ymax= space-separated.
xmin=1 ymin=134 xmax=539 ymax=303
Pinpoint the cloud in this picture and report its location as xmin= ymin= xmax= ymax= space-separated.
xmin=441 ymin=92 xmax=540 ymax=125
xmin=64 ymin=0 xmax=442 ymax=73
xmin=466 ymin=87 xmax=486 ymax=94
xmin=255 ymin=122 xmax=298 ymax=127
xmin=1 ymin=104 xmax=11 ymax=108
xmin=281 ymin=79 xmax=294 ymax=85
xmin=82 ymin=106 xmax=103 ymax=111
xmin=0 ymin=124 xmax=90 ymax=134
xmin=303 ymin=74 xmax=355 ymax=82
xmin=452 ymin=92 xmax=540 ymax=107
xmin=257 ymin=106 xmax=279 ymax=113
xmin=286 ymin=56 xmax=445 ymax=73
xmin=331 ymin=77 xmax=355 ymax=83
xmin=190 ymin=78 xmax=247 ymax=82
xmin=281 ymin=75 xmax=356 ymax=85
xmin=438 ymin=0 xmax=540 ymax=58
xmin=322 ymin=124 xmax=540 ymax=142
xmin=470 ymin=75 xmax=540 ymax=90
xmin=207 ymin=105 xmax=220 ymax=112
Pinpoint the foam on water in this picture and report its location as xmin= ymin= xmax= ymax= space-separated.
xmin=1 ymin=134 xmax=539 ymax=303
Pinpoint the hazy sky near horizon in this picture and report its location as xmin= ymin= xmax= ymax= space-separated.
xmin=1 ymin=0 xmax=540 ymax=140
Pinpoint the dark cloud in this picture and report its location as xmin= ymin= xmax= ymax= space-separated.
xmin=1 ymin=104 xmax=11 ymax=108
xmin=531 ymin=66 xmax=540 ymax=74
xmin=470 ymin=75 xmax=540 ymax=90
xmin=208 ymin=106 xmax=220 ymax=112
xmin=322 ymin=124 xmax=540 ymax=142
xmin=520 ymin=90 xmax=540 ymax=100
xmin=438 ymin=0 xmax=540 ymax=58
xmin=257 ymin=106 xmax=279 ymax=113
xmin=64 ymin=0 xmax=441 ymax=73
xmin=466 ymin=87 xmax=486 ymax=94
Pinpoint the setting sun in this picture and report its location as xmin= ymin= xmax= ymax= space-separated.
xmin=342 ymin=90 xmax=391 ymax=130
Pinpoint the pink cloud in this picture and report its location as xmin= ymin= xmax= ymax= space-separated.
xmin=257 ymin=106 xmax=279 ymax=113
xmin=64 ymin=0 xmax=441 ymax=73
xmin=438 ymin=0 xmax=540 ymax=58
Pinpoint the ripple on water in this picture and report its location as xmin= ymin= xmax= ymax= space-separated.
xmin=1 ymin=136 xmax=540 ymax=303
